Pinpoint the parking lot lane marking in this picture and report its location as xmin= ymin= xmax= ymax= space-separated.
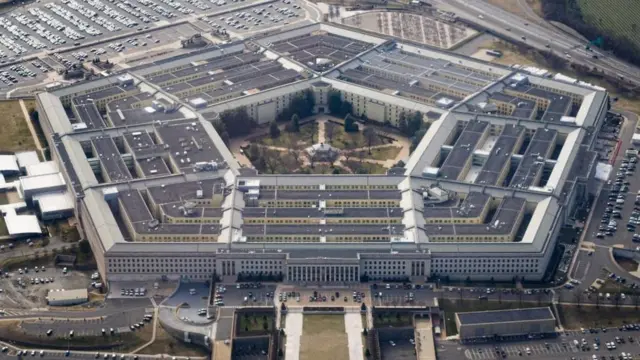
xmin=464 ymin=349 xmax=472 ymax=359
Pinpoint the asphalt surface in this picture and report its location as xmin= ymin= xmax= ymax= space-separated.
xmin=437 ymin=326 xmax=640 ymax=360
xmin=431 ymin=0 xmax=640 ymax=86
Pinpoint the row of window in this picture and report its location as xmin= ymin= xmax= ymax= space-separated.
xmin=243 ymin=219 xmax=401 ymax=224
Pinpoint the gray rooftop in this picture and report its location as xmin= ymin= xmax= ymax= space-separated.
xmin=439 ymin=120 xmax=488 ymax=180
xmin=91 ymin=135 xmax=132 ymax=182
xmin=475 ymin=124 xmax=524 ymax=186
xmin=510 ymin=129 xmax=557 ymax=189
xmin=457 ymin=307 xmax=555 ymax=325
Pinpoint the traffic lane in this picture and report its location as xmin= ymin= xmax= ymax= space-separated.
xmin=1 ymin=298 xmax=152 ymax=320
xmin=433 ymin=0 xmax=640 ymax=84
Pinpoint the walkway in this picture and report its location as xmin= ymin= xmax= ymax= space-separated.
xmin=284 ymin=311 xmax=303 ymax=360
xmin=19 ymin=99 xmax=44 ymax=159
xmin=344 ymin=312 xmax=364 ymax=360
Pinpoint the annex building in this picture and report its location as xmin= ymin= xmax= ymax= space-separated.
xmin=36 ymin=22 xmax=608 ymax=283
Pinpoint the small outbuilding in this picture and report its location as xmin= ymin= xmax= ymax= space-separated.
xmin=15 ymin=151 xmax=40 ymax=172
xmin=0 ymin=155 xmax=19 ymax=175
xmin=455 ymin=307 xmax=556 ymax=340
xmin=47 ymin=289 xmax=88 ymax=306
xmin=32 ymin=191 xmax=75 ymax=220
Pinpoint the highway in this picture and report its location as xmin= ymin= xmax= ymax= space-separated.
xmin=431 ymin=0 xmax=640 ymax=86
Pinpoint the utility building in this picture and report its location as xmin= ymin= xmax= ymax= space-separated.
xmin=456 ymin=307 xmax=556 ymax=340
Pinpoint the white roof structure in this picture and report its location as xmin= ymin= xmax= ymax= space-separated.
xmin=26 ymin=161 xmax=59 ymax=177
xmin=20 ymin=173 xmax=66 ymax=193
xmin=3 ymin=213 xmax=42 ymax=236
xmin=0 ymin=155 xmax=19 ymax=174
xmin=47 ymin=288 xmax=88 ymax=303
xmin=32 ymin=191 xmax=74 ymax=214
xmin=15 ymin=151 xmax=40 ymax=170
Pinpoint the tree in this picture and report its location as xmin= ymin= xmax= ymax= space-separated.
xmin=573 ymin=290 xmax=582 ymax=309
xmin=362 ymin=328 xmax=368 ymax=335
xmin=290 ymin=114 xmax=300 ymax=132
xmin=398 ymin=112 xmax=408 ymax=135
xmin=270 ymin=120 xmax=280 ymax=138
xmin=410 ymin=129 xmax=427 ymax=153
xmin=363 ymin=127 xmax=376 ymax=154
xmin=613 ymin=293 xmax=621 ymax=309
xmin=79 ymin=240 xmax=91 ymax=254
xmin=325 ymin=121 xmax=336 ymax=143
xmin=365 ymin=349 xmax=371 ymax=358
xmin=328 ymin=90 xmax=343 ymax=115
xmin=407 ymin=111 xmax=423 ymax=136
xmin=344 ymin=114 xmax=358 ymax=133
xmin=340 ymin=101 xmax=353 ymax=117
xmin=278 ymin=349 xmax=284 ymax=358
xmin=219 ymin=107 xmax=255 ymax=137
xmin=248 ymin=143 xmax=260 ymax=161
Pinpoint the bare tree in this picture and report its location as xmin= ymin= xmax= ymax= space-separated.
xmin=573 ymin=290 xmax=582 ymax=309
xmin=595 ymin=293 xmax=601 ymax=309
xmin=516 ymin=289 xmax=523 ymax=307
xmin=264 ymin=153 xmax=280 ymax=174
xmin=613 ymin=293 xmax=622 ymax=309
xmin=309 ymin=121 xmax=318 ymax=144
xmin=325 ymin=121 xmax=336 ymax=143
xmin=363 ymin=127 xmax=377 ymax=154
xmin=309 ymin=153 xmax=317 ymax=169
xmin=289 ymin=148 xmax=301 ymax=166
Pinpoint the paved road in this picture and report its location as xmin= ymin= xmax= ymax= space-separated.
xmin=431 ymin=0 xmax=640 ymax=86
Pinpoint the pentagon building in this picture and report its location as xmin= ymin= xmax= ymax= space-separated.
xmin=36 ymin=23 xmax=607 ymax=283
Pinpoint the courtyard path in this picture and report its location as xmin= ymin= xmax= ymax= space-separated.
xmin=285 ymin=311 xmax=303 ymax=360
xmin=344 ymin=312 xmax=364 ymax=360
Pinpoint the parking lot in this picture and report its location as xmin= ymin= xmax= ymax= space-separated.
xmin=204 ymin=1 xmax=304 ymax=37
xmin=213 ymin=283 xmax=277 ymax=307
xmin=0 ymin=265 xmax=94 ymax=309
xmin=378 ymin=328 xmax=416 ymax=360
xmin=53 ymin=22 xmax=203 ymax=68
xmin=20 ymin=307 xmax=149 ymax=337
xmin=0 ymin=350 xmax=190 ymax=360
xmin=162 ymin=282 xmax=212 ymax=324
xmin=437 ymin=326 xmax=640 ymax=360
xmin=0 ymin=0 xmax=285 ymax=91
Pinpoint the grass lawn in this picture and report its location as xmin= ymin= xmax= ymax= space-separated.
xmin=614 ymin=256 xmax=639 ymax=272
xmin=258 ymin=123 xmax=317 ymax=149
xmin=0 ymin=216 xmax=8 ymax=236
xmin=343 ymin=160 xmax=387 ymax=175
xmin=137 ymin=322 xmax=208 ymax=357
xmin=330 ymin=125 xmax=391 ymax=150
xmin=300 ymin=315 xmax=348 ymax=360
xmin=0 ymin=100 xmax=36 ymax=153
xmin=350 ymin=146 xmax=401 ymax=161
xmin=557 ymin=304 xmax=640 ymax=329
xmin=237 ymin=314 xmax=274 ymax=335
xmin=373 ymin=312 xmax=413 ymax=328
xmin=0 ymin=193 xmax=8 ymax=206
xmin=438 ymin=299 xmax=547 ymax=336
